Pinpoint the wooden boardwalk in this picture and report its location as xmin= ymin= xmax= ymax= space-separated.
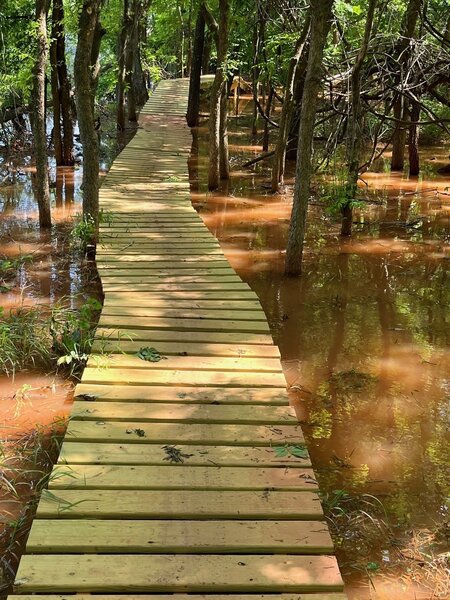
xmin=11 ymin=79 xmax=345 ymax=598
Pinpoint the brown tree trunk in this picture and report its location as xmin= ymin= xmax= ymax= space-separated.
xmin=390 ymin=0 xmax=421 ymax=171
xmin=202 ymin=31 xmax=212 ymax=73
xmin=271 ymin=19 xmax=310 ymax=192
xmin=131 ymin=0 xmax=149 ymax=107
xmin=187 ymin=4 xmax=206 ymax=127
xmin=32 ymin=0 xmax=52 ymax=228
xmin=50 ymin=4 xmax=63 ymax=166
xmin=117 ymin=0 xmax=129 ymax=130
xmin=285 ymin=0 xmax=333 ymax=276
xmin=341 ymin=0 xmax=377 ymax=236
xmin=74 ymin=0 xmax=104 ymax=242
xmin=125 ymin=0 xmax=137 ymax=122
xmin=408 ymin=99 xmax=420 ymax=176
xmin=219 ymin=81 xmax=229 ymax=179
xmin=208 ymin=0 xmax=229 ymax=191
xmin=54 ymin=0 xmax=74 ymax=165
xmin=262 ymin=85 xmax=274 ymax=152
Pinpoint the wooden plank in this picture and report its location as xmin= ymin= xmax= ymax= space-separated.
xmin=36 ymin=489 xmax=324 ymax=519
xmin=9 ymin=595 xmax=347 ymax=600
xmin=58 ymin=442 xmax=311 ymax=467
xmin=101 ymin=283 xmax=256 ymax=292
xmin=102 ymin=296 xmax=263 ymax=310
xmin=102 ymin=291 xmax=260 ymax=303
xmin=26 ymin=519 xmax=332 ymax=554
xmin=97 ymin=256 xmax=228 ymax=265
xmin=92 ymin=339 xmax=280 ymax=358
xmin=81 ymin=367 xmax=286 ymax=388
xmin=94 ymin=327 xmax=274 ymax=345
xmin=74 ymin=384 xmax=288 ymax=405
xmin=14 ymin=554 xmax=343 ymax=593
xmin=97 ymin=270 xmax=240 ymax=280
xmin=86 ymin=354 xmax=281 ymax=373
xmin=98 ymin=308 xmax=267 ymax=322
xmin=64 ymin=421 xmax=303 ymax=446
xmin=71 ymin=401 xmax=297 ymax=424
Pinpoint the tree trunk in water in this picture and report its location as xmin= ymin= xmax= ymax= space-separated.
xmin=187 ymin=4 xmax=205 ymax=127
xmin=74 ymin=0 xmax=103 ymax=241
xmin=341 ymin=0 xmax=377 ymax=236
xmin=285 ymin=46 xmax=309 ymax=160
xmin=408 ymin=99 xmax=420 ymax=176
xmin=208 ymin=0 xmax=229 ymax=191
xmin=219 ymin=82 xmax=229 ymax=179
xmin=271 ymin=19 xmax=309 ymax=192
xmin=390 ymin=97 xmax=408 ymax=171
xmin=53 ymin=0 xmax=74 ymax=165
xmin=390 ymin=0 xmax=420 ymax=171
xmin=32 ymin=0 xmax=51 ymax=228
xmin=117 ymin=0 xmax=129 ymax=130
xmin=285 ymin=0 xmax=333 ymax=276
xmin=262 ymin=85 xmax=274 ymax=152
xmin=50 ymin=3 xmax=63 ymax=166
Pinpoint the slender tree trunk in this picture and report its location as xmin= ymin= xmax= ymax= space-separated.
xmin=32 ymin=0 xmax=52 ymax=228
xmin=74 ymin=0 xmax=103 ymax=241
xmin=219 ymin=82 xmax=229 ymax=179
xmin=285 ymin=46 xmax=309 ymax=159
xmin=341 ymin=0 xmax=377 ymax=236
xmin=117 ymin=0 xmax=129 ymax=130
xmin=390 ymin=0 xmax=421 ymax=171
xmin=50 ymin=4 xmax=63 ymax=166
xmin=187 ymin=4 xmax=206 ymax=127
xmin=54 ymin=0 xmax=74 ymax=165
xmin=123 ymin=1 xmax=137 ymax=122
xmin=131 ymin=0 xmax=149 ymax=107
xmin=390 ymin=97 xmax=408 ymax=171
xmin=208 ymin=0 xmax=229 ymax=190
xmin=285 ymin=0 xmax=333 ymax=276
xmin=271 ymin=19 xmax=310 ymax=192
xmin=262 ymin=85 xmax=274 ymax=151
xmin=408 ymin=98 xmax=420 ymax=176
xmin=202 ymin=32 xmax=211 ymax=73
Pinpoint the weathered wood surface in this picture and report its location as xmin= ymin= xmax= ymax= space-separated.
xmin=12 ymin=78 xmax=345 ymax=598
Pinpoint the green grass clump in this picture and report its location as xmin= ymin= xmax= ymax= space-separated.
xmin=0 ymin=297 xmax=102 ymax=377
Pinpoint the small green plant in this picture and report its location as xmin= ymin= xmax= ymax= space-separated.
xmin=0 ymin=297 xmax=101 ymax=377
xmin=70 ymin=214 xmax=96 ymax=252
xmin=0 ymin=254 xmax=33 ymax=282
xmin=51 ymin=298 xmax=102 ymax=374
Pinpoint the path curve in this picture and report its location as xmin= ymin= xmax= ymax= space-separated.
xmin=11 ymin=79 xmax=345 ymax=599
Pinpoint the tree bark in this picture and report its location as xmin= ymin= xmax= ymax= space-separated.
xmin=74 ymin=0 xmax=104 ymax=241
xmin=207 ymin=0 xmax=229 ymax=191
xmin=125 ymin=0 xmax=137 ymax=122
xmin=186 ymin=4 xmax=206 ymax=127
xmin=271 ymin=18 xmax=309 ymax=192
xmin=390 ymin=0 xmax=421 ymax=171
xmin=131 ymin=0 xmax=149 ymax=107
xmin=341 ymin=0 xmax=377 ymax=236
xmin=116 ymin=0 xmax=129 ymax=130
xmin=219 ymin=81 xmax=229 ymax=179
xmin=408 ymin=98 xmax=420 ymax=176
xmin=32 ymin=0 xmax=52 ymax=228
xmin=285 ymin=0 xmax=333 ymax=276
xmin=262 ymin=85 xmax=274 ymax=152
xmin=50 ymin=4 xmax=63 ymax=166
xmin=53 ymin=0 xmax=74 ymax=165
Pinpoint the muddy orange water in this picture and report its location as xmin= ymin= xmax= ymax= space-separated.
xmin=189 ymin=112 xmax=449 ymax=599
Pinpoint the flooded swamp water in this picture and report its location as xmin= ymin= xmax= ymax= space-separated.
xmin=189 ymin=102 xmax=449 ymax=599
xmin=0 ymin=116 xmax=134 ymax=593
